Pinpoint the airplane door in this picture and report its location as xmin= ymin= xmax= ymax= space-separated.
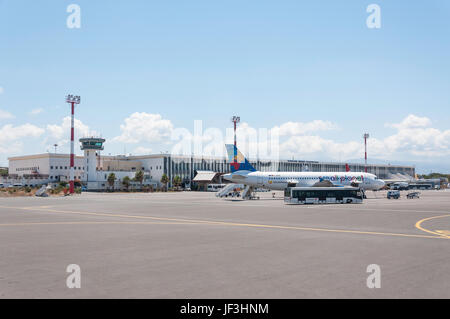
xmin=257 ymin=176 xmax=264 ymax=186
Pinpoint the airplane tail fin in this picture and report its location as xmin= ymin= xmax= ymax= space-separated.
xmin=225 ymin=144 xmax=256 ymax=173
xmin=345 ymin=164 xmax=350 ymax=172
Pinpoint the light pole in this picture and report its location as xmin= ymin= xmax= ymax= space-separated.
xmin=66 ymin=94 xmax=81 ymax=194
xmin=363 ymin=133 xmax=370 ymax=173
xmin=54 ymin=144 xmax=58 ymax=154
xmin=231 ymin=116 xmax=240 ymax=165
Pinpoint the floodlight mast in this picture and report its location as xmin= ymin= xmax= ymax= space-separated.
xmin=66 ymin=95 xmax=81 ymax=194
xmin=231 ymin=116 xmax=240 ymax=165
xmin=363 ymin=133 xmax=370 ymax=173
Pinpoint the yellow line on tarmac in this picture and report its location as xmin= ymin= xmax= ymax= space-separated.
xmin=291 ymin=205 xmax=450 ymax=215
xmin=415 ymin=214 xmax=450 ymax=238
xmin=0 ymin=205 xmax=446 ymax=240
xmin=0 ymin=221 xmax=198 ymax=227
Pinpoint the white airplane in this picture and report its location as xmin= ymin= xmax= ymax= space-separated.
xmin=222 ymin=144 xmax=386 ymax=191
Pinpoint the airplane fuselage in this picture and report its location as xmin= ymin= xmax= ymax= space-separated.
xmin=223 ymin=171 xmax=385 ymax=191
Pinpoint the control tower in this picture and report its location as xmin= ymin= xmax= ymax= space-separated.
xmin=80 ymin=137 xmax=105 ymax=188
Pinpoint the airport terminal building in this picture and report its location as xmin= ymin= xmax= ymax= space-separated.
xmin=7 ymin=153 xmax=85 ymax=185
xmin=136 ymin=154 xmax=415 ymax=186
xmin=6 ymin=152 xmax=416 ymax=189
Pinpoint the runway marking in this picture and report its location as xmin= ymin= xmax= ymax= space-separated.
xmin=436 ymin=230 xmax=450 ymax=236
xmin=57 ymin=201 xmax=447 ymax=212
xmin=284 ymin=205 xmax=450 ymax=215
xmin=0 ymin=205 xmax=446 ymax=240
xmin=415 ymin=215 xmax=450 ymax=238
xmin=0 ymin=221 xmax=197 ymax=227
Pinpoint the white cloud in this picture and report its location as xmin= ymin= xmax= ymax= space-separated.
xmin=0 ymin=142 xmax=24 ymax=155
xmin=0 ymin=87 xmax=4 ymax=94
xmin=113 ymin=112 xmax=173 ymax=144
xmin=108 ymin=114 xmax=450 ymax=165
xmin=272 ymin=120 xmax=337 ymax=137
xmin=0 ymin=123 xmax=44 ymax=143
xmin=0 ymin=124 xmax=45 ymax=154
xmin=377 ymin=114 xmax=450 ymax=158
xmin=45 ymin=117 xmax=98 ymax=153
xmin=0 ymin=109 xmax=14 ymax=120
xmin=386 ymin=114 xmax=432 ymax=130
xmin=277 ymin=114 xmax=450 ymax=162
xmin=46 ymin=116 xmax=96 ymax=140
xmin=29 ymin=108 xmax=44 ymax=115
xmin=132 ymin=146 xmax=153 ymax=155
xmin=280 ymin=135 xmax=361 ymax=160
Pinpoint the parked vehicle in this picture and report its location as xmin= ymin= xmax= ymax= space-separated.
xmin=387 ymin=190 xmax=400 ymax=199
xmin=284 ymin=187 xmax=363 ymax=205
xmin=409 ymin=183 xmax=432 ymax=190
xmin=407 ymin=192 xmax=420 ymax=199
xmin=390 ymin=182 xmax=409 ymax=190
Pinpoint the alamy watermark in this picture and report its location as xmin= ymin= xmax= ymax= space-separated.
xmin=366 ymin=264 xmax=381 ymax=289
xmin=66 ymin=264 xmax=81 ymax=289
xmin=169 ymin=120 xmax=280 ymax=163
xmin=366 ymin=4 xmax=381 ymax=29
xmin=67 ymin=4 xmax=81 ymax=29
xmin=64 ymin=4 xmax=382 ymax=32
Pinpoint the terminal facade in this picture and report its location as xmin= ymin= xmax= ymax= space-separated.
xmin=7 ymin=153 xmax=85 ymax=185
xmin=6 ymin=138 xmax=416 ymax=189
xmin=136 ymin=154 xmax=415 ymax=187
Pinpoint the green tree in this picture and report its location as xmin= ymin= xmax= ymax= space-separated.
xmin=122 ymin=176 xmax=131 ymax=191
xmin=160 ymin=174 xmax=169 ymax=192
xmin=173 ymin=175 xmax=182 ymax=190
xmin=107 ymin=173 xmax=116 ymax=191
xmin=134 ymin=170 xmax=144 ymax=190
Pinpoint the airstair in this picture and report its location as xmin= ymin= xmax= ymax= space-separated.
xmin=216 ymin=184 xmax=240 ymax=198
xmin=242 ymin=185 xmax=260 ymax=200
xmin=216 ymin=184 xmax=260 ymax=200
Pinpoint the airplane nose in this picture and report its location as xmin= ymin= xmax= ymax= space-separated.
xmin=223 ymin=173 xmax=232 ymax=181
xmin=379 ymin=180 xmax=386 ymax=189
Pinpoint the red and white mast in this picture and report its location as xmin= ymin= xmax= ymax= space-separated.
xmin=66 ymin=94 xmax=81 ymax=194
xmin=231 ymin=116 xmax=240 ymax=164
xmin=363 ymin=133 xmax=370 ymax=173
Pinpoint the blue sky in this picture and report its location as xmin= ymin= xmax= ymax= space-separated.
xmin=0 ymin=0 xmax=449 ymax=173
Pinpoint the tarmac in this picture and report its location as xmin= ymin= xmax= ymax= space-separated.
xmin=0 ymin=189 xmax=449 ymax=298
